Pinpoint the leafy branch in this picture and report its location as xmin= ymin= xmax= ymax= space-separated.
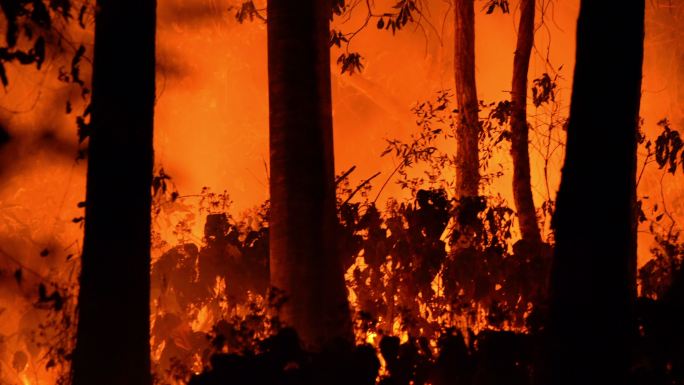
xmin=330 ymin=0 xmax=439 ymax=75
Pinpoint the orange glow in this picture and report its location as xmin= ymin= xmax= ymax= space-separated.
xmin=1 ymin=0 xmax=683 ymax=383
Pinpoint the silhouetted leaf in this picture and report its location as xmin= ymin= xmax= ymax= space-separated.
xmin=234 ymin=1 xmax=263 ymax=23
xmin=31 ymin=0 xmax=52 ymax=28
xmin=654 ymin=119 xmax=683 ymax=174
xmin=39 ymin=283 xmax=47 ymax=300
xmin=36 ymin=283 xmax=64 ymax=311
xmin=329 ymin=30 xmax=348 ymax=48
xmin=78 ymin=5 xmax=87 ymax=28
xmin=14 ymin=268 xmax=22 ymax=284
xmin=331 ymin=0 xmax=346 ymax=16
xmin=337 ymin=52 xmax=364 ymax=75
xmin=14 ymin=50 xmax=34 ymax=65
xmin=33 ymin=36 xmax=45 ymax=69
xmin=4 ymin=12 xmax=19 ymax=47
xmin=71 ymin=44 xmax=86 ymax=86
xmin=484 ymin=0 xmax=509 ymax=14
xmin=0 ymin=62 xmax=7 ymax=88
xmin=531 ymin=73 xmax=556 ymax=107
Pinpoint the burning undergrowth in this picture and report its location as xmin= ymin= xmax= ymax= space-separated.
xmin=144 ymin=171 xmax=553 ymax=385
xmin=147 ymin=182 xmax=684 ymax=385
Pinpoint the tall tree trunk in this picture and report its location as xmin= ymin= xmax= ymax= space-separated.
xmin=454 ymin=0 xmax=480 ymax=198
xmin=510 ymin=0 xmax=541 ymax=245
xmin=546 ymin=1 xmax=644 ymax=384
xmin=70 ymin=0 xmax=156 ymax=384
xmin=267 ymin=0 xmax=352 ymax=349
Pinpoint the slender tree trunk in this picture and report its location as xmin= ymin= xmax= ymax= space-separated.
xmin=71 ymin=0 xmax=156 ymax=384
xmin=510 ymin=0 xmax=541 ymax=245
xmin=454 ymin=0 xmax=480 ymax=198
xmin=546 ymin=1 xmax=644 ymax=384
xmin=267 ymin=0 xmax=352 ymax=349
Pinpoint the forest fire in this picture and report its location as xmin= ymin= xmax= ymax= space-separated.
xmin=1 ymin=0 xmax=684 ymax=385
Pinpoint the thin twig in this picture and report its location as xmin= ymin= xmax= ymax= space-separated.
xmin=336 ymin=165 xmax=357 ymax=185
xmin=343 ymin=171 xmax=381 ymax=205
xmin=374 ymin=158 xmax=407 ymax=203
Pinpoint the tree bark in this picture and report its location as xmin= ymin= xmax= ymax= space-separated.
xmin=267 ymin=0 xmax=352 ymax=350
xmin=454 ymin=0 xmax=480 ymax=198
xmin=510 ymin=0 xmax=541 ymax=245
xmin=70 ymin=0 xmax=156 ymax=384
xmin=546 ymin=1 xmax=644 ymax=384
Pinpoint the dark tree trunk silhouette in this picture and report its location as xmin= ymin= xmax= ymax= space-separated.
xmin=454 ymin=0 xmax=480 ymax=198
xmin=546 ymin=1 xmax=644 ymax=384
xmin=510 ymin=0 xmax=541 ymax=245
xmin=267 ymin=0 xmax=352 ymax=349
xmin=70 ymin=0 xmax=156 ymax=384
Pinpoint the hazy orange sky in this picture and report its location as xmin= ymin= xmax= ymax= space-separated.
xmin=1 ymin=1 xmax=683 ymax=381
xmin=154 ymin=0 xmax=579 ymax=212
